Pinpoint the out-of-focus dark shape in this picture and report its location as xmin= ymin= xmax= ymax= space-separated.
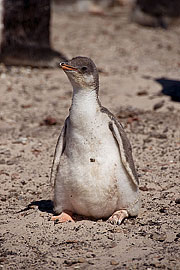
xmin=43 ymin=116 xmax=57 ymax=126
xmin=153 ymin=100 xmax=165 ymax=111
xmin=131 ymin=0 xmax=180 ymax=28
xmin=0 ymin=0 xmax=67 ymax=67
xmin=53 ymin=0 xmax=131 ymax=13
xmin=155 ymin=78 xmax=180 ymax=102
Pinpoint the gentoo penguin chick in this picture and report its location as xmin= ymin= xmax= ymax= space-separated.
xmin=51 ymin=56 xmax=140 ymax=225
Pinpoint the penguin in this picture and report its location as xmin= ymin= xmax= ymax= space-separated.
xmin=50 ymin=56 xmax=140 ymax=225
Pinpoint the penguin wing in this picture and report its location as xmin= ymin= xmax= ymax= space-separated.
xmin=50 ymin=117 xmax=68 ymax=187
xmin=109 ymin=119 xmax=139 ymax=187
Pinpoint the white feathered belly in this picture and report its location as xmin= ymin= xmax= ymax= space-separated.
xmin=59 ymin=124 xmax=129 ymax=218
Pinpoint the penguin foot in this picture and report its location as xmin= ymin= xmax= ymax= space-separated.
xmin=51 ymin=211 xmax=75 ymax=223
xmin=108 ymin=210 xmax=129 ymax=225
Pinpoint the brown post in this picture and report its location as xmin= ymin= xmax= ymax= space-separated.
xmin=0 ymin=0 xmax=66 ymax=67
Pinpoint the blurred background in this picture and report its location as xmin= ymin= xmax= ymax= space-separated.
xmin=0 ymin=1 xmax=180 ymax=269
xmin=0 ymin=0 xmax=179 ymax=108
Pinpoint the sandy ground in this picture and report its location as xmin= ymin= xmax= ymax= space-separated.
xmin=0 ymin=4 xmax=180 ymax=270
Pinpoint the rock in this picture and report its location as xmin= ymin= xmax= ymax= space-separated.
xmin=0 ymin=159 xmax=5 ymax=164
xmin=137 ymin=90 xmax=148 ymax=96
xmin=153 ymin=100 xmax=165 ymax=111
xmin=31 ymin=148 xmax=42 ymax=157
xmin=43 ymin=116 xmax=57 ymax=126
xmin=21 ymin=180 xmax=26 ymax=185
xmin=174 ymin=233 xmax=180 ymax=242
xmin=139 ymin=185 xmax=149 ymax=191
xmin=175 ymin=198 xmax=180 ymax=204
xmin=21 ymin=104 xmax=32 ymax=109
xmin=110 ymin=260 xmax=119 ymax=265
xmin=78 ymin=258 xmax=86 ymax=263
xmin=159 ymin=208 xmax=167 ymax=213
xmin=161 ymin=166 xmax=168 ymax=170
xmin=12 ymin=137 xmax=27 ymax=144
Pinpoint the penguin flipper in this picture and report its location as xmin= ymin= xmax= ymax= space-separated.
xmin=50 ymin=117 xmax=68 ymax=187
xmin=109 ymin=119 xmax=139 ymax=187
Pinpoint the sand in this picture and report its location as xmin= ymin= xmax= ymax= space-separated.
xmin=0 ymin=4 xmax=180 ymax=270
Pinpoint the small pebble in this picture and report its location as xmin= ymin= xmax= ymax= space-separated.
xmin=13 ymin=137 xmax=27 ymax=145
xmin=159 ymin=208 xmax=167 ymax=213
xmin=43 ymin=116 xmax=57 ymax=126
xmin=137 ymin=90 xmax=148 ymax=96
xmin=110 ymin=260 xmax=119 ymax=266
xmin=175 ymin=198 xmax=180 ymax=204
xmin=78 ymin=258 xmax=86 ymax=263
xmin=153 ymin=100 xmax=165 ymax=110
xmin=139 ymin=186 xmax=149 ymax=191
xmin=0 ymin=159 xmax=5 ymax=164
xmin=161 ymin=166 xmax=168 ymax=170
xmin=7 ymin=159 xmax=15 ymax=165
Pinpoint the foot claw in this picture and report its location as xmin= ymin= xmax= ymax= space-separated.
xmin=51 ymin=211 xmax=75 ymax=223
xmin=108 ymin=210 xmax=129 ymax=225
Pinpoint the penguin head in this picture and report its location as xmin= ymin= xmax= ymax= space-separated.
xmin=60 ymin=56 xmax=99 ymax=92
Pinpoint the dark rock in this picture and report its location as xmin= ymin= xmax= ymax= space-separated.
xmin=175 ymin=198 xmax=180 ymax=204
xmin=139 ymin=185 xmax=149 ymax=191
xmin=159 ymin=208 xmax=167 ymax=213
xmin=137 ymin=90 xmax=148 ymax=96
xmin=0 ymin=159 xmax=5 ymax=164
xmin=161 ymin=166 xmax=168 ymax=170
xmin=43 ymin=116 xmax=57 ymax=126
xmin=153 ymin=100 xmax=165 ymax=111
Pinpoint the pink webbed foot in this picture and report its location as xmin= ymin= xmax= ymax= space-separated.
xmin=108 ymin=210 xmax=129 ymax=225
xmin=51 ymin=211 xmax=75 ymax=223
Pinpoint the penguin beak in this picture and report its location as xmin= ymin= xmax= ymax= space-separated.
xmin=60 ymin=62 xmax=78 ymax=71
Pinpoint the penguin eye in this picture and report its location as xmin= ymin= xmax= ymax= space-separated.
xmin=81 ymin=66 xmax=88 ymax=72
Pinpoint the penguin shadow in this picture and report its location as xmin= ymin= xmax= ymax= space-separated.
xmin=29 ymin=199 xmax=54 ymax=213
xmin=155 ymin=77 xmax=180 ymax=102
xmin=18 ymin=200 xmax=54 ymax=214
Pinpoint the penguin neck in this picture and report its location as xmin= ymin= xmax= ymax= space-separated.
xmin=69 ymin=86 xmax=101 ymax=122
